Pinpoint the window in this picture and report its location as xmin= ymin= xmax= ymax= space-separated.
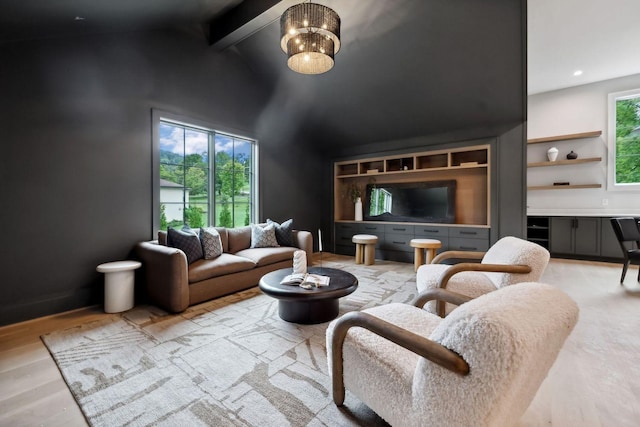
xmin=608 ymin=89 xmax=640 ymax=190
xmin=154 ymin=113 xmax=257 ymax=230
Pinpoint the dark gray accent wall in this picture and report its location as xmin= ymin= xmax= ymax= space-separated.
xmin=0 ymin=0 xmax=527 ymax=326
xmin=0 ymin=29 xmax=320 ymax=325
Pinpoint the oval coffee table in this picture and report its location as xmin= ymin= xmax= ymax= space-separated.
xmin=259 ymin=267 xmax=358 ymax=324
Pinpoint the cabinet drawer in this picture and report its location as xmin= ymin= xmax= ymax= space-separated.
xmin=415 ymin=225 xmax=449 ymax=238
xmin=359 ymin=223 xmax=384 ymax=233
xmin=449 ymin=237 xmax=489 ymax=252
xmin=336 ymin=223 xmax=359 ymax=233
xmin=449 ymin=227 xmax=489 ymax=240
xmin=334 ymin=233 xmax=356 ymax=246
xmin=382 ymin=233 xmax=413 ymax=252
xmin=384 ymin=224 xmax=414 ymax=235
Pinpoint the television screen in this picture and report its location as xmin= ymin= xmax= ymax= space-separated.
xmin=365 ymin=180 xmax=456 ymax=223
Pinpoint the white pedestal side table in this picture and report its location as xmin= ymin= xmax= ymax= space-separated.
xmin=96 ymin=260 xmax=141 ymax=313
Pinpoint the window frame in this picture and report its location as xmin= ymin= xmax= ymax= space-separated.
xmin=151 ymin=109 xmax=259 ymax=234
xmin=607 ymin=88 xmax=640 ymax=191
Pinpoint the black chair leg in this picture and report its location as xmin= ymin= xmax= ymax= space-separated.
xmin=637 ymin=265 xmax=640 ymax=283
xmin=620 ymin=261 xmax=629 ymax=284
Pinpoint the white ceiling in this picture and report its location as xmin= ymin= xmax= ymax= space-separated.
xmin=528 ymin=0 xmax=640 ymax=95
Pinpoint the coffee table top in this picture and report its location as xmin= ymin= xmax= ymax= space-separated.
xmin=259 ymin=267 xmax=358 ymax=302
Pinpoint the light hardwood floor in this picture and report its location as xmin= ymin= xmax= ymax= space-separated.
xmin=1 ymin=258 xmax=639 ymax=426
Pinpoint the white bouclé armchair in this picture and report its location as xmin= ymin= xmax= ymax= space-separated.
xmin=327 ymin=282 xmax=579 ymax=427
xmin=416 ymin=236 xmax=550 ymax=316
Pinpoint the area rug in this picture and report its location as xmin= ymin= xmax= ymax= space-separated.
xmin=41 ymin=255 xmax=417 ymax=426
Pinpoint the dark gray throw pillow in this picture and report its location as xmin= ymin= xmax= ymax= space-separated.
xmin=167 ymin=227 xmax=203 ymax=264
xmin=267 ymin=218 xmax=294 ymax=246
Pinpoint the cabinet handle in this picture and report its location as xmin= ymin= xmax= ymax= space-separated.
xmin=364 ymin=226 xmax=376 ymax=230
xmin=460 ymin=246 xmax=477 ymax=250
xmin=392 ymin=228 xmax=406 ymax=232
xmin=392 ymin=241 xmax=406 ymax=244
xmin=460 ymin=231 xmax=477 ymax=235
xmin=424 ymin=229 xmax=438 ymax=233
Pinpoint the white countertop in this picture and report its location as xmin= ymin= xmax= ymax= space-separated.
xmin=527 ymin=209 xmax=640 ymax=217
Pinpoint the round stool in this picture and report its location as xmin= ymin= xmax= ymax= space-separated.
xmin=410 ymin=239 xmax=442 ymax=272
xmin=352 ymin=234 xmax=378 ymax=266
xmin=97 ymin=260 xmax=141 ymax=313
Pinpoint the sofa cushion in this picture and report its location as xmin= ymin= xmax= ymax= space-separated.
xmin=251 ymin=223 xmax=279 ymax=248
xmin=199 ymin=227 xmax=223 ymax=259
xmin=235 ymin=247 xmax=298 ymax=267
xmin=167 ymin=227 xmax=203 ymax=264
xmin=267 ymin=218 xmax=294 ymax=246
xmin=188 ymin=253 xmax=256 ymax=283
xmin=227 ymin=226 xmax=252 ymax=253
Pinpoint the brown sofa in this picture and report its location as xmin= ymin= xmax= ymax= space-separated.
xmin=136 ymin=226 xmax=313 ymax=312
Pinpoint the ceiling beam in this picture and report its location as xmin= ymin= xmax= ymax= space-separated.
xmin=209 ymin=0 xmax=300 ymax=50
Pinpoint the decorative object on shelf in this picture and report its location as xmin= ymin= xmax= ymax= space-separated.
xmin=293 ymin=250 xmax=307 ymax=274
xmin=547 ymin=147 xmax=559 ymax=161
xmin=280 ymin=2 xmax=341 ymax=74
xmin=553 ymin=182 xmax=570 ymax=186
xmin=345 ymin=182 xmax=362 ymax=203
xmin=355 ymin=197 xmax=363 ymax=221
xmin=566 ymin=150 xmax=578 ymax=159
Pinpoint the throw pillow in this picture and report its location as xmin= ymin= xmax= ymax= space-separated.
xmin=199 ymin=227 xmax=223 ymax=259
xmin=250 ymin=223 xmax=279 ymax=248
xmin=267 ymin=218 xmax=294 ymax=246
xmin=167 ymin=227 xmax=203 ymax=264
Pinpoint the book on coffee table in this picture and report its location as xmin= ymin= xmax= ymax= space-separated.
xmin=280 ymin=273 xmax=330 ymax=287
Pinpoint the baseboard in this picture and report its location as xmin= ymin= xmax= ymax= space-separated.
xmin=0 ymin=287 xmax=99 ymax=327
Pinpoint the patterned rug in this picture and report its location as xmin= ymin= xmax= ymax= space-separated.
xmin=41 ymin=255 xmax=418 ymax=426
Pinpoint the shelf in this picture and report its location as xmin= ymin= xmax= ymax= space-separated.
xmin=527 ymin=157 xmax=602 ymax=168
xmin=528 ymin=184 xmax=602 ymax=190
xmin=527 ymin=130 xmax=602 ymax=144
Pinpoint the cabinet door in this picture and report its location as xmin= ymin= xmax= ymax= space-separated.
xmin=600 ymin=218 xmax=623 ymax=259
xmin=550 ymin=217 xmax=574 ymax=254
xmin=574 ymin=217 xmax=600 ymax=256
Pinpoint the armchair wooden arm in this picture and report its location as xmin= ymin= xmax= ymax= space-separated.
xmin=434 ymin=263 xmax=532 ymax=317
xmin=431 ymin=250 xmax=485 ymax=264
xmin=411 ymin=288 xmax=474 ymax=310
xmin=330 ymin=311 xmax=469 ymax=406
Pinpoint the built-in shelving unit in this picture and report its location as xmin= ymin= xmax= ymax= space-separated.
xmin=334 ymin=145 xmax=490 ymax=226
xmin=526 ymin=130 xmax=603 ymax=190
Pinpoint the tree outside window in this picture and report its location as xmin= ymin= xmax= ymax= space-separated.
xmin=158 ymin=120 xmax=256 ymax=229
xmin=609 ymin=89 xmax=640 ymax=189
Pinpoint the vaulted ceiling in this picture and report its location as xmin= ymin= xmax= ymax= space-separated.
xmin=1 ymin=0 xmax=529 ymax=146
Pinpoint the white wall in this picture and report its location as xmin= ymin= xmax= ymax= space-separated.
xmin=527 ymin=73 xmax=640 ymax=216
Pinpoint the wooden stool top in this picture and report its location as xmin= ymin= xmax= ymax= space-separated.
xmin=352 ymin=234 xmax=379 ymax=244
xmin=410 ymin=238 xmax=442 ymax=249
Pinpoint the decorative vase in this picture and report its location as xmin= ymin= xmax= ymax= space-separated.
xmin=292 ymin=250 xmax=307 ymax=274
xmin=566 ymin=150 xmax=578 ymax=160
xmin=547 ymin=147 xmax=559 ymax=162
xmin=355 ymin=197 xmax=363 ymax=221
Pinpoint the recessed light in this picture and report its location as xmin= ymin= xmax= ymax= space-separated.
xmin=573 ymin=70 xmax=583 ymax=76
xmin=75 ymin=16 xmax=85 ymax=21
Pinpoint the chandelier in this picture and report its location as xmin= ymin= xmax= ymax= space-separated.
xmin=280 ymin=2 xmax=341 ymax=74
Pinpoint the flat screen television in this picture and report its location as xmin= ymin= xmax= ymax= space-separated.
xmin=364 ymin=180 xmax=456 ymax=223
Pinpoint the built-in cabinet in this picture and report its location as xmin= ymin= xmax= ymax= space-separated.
xmin=527 ymin=131 xmax=602 ymax=190
xmin=527 ymin=216 xmax=623 ymax=260
xmin=550 ymin=217 xmax=600 ymax=256
xmin=334 ymin=145 xmax=491 ymax=261
xmin=335 ymin=222 xmax=488 ymax=263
